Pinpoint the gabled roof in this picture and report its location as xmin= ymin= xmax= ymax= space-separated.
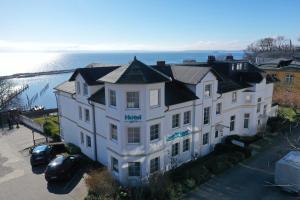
xmin=165 ymin=81 xmax=199 ymax=106
xmin=54 ymin=81 xmax=75 ymax=94
xmin=88 ymin=87 xmax=105 ymax=105
xmin=69 ymin=66 xmax=120 ymax=85
xmin=99 ymin=57 xmax=171 ymax=84
xmin=170 ymin=65 xmax=212 ymax=84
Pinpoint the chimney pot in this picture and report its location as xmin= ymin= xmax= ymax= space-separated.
xmin=226 ymin=55 xmax=234 ymax=61
xmin=207 ymin=55 xmax=216 ymax=62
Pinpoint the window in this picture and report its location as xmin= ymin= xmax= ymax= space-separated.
xmin=215 ymin=130 xmax=219 ymax=138
xmin=85 ymin=109 xmax=90 ymax=122
xmin=83 ymin=83 xmax=88 ymax=96
xmin=285 ymin=74 xmax=294 ymax=84
xmin=111 ymin=157 xmax=119 ymax=173
xmin=110 ymin=124 xmax=118 ymax=141
xmin=78 ymin=106 xmax=82 ymax=120
xmin=203 ymin=132 xmax=209 ymax=145
xmin=86 ymin=135 xmax=91 ymax=147
xmin=183 ymin=111 xmax=191 ymax=125
xmin=172 ymin=143 xmax=180 ymax=156
xmin=128 ymin=162 xmax=141 ymax=177
xmin=203 ymin=107 xmax=210 ymax=125
xmin=127 ymin=92 xmax=139 ymax=108
xmin=150 ymin=89 xmax=160 ymax=107
xmin=183 ymin=139 xmax=190 ymax=152
xmin=232 ymin=92 xmax=237 ymax=103
xmin=244 ymin=113 xmax=250 ymax=129
xmin=128 ymin=127 xmax=140 ymax=144
xmin=245 ymin=95 xmax=251 ymax=103
xmin=204 ymin=84 xmax=212 ymax=97
xmin=216 ymin=103 xmax=222 ymax=115
xmin=80 ymin=132 xmax=84 ymax=144
xmin=150 ymin=157 xmax=160 ymax=174
xmin=257 ymin=98 xmax=262 ymax=113
xmin=172 ymin=114 xmax=180 ymax=128
xmin=109 ymin=90 xmax=116 ymax=107
xmin=263 ymin=105 xmax=267 ymax=115
xmin=230 ymin=115 xmax=235 ymax=131
xmin=150 ymin=124 xmax=160 ymax=141
xmin=231 ymin=64 xmax=235 ymax=71
xmin=76 ymin=81 xmax=81 ymax=94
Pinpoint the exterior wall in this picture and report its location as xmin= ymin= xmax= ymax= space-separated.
xmin=56 ymin=71 xmax=275 ymax=186
xmin=264 ymin=69 xmax=300 ymax=107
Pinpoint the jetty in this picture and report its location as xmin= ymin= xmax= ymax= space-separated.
xmin=0 ymin=69 xmax=75 ymax=80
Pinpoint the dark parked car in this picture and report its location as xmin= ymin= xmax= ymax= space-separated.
xmin=45 ymin=154 xmax=82 ymax=182
xmin=30 ymin=143 xmax=66 ymax=166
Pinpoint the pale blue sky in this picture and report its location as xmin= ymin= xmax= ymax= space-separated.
xmin=0 ymin=0 xmax=299 ymax=51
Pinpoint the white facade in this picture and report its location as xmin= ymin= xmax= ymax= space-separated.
xmin=55 ymin=59 xmax=276 ymax=185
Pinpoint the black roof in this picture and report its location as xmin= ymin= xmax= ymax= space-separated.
xmin=88 ymin=87 xmax=105 ymax=105
xmin=165 ymin=81 xmax=198 ymax=106
xmin=99 ymin=57 xmax=171 ymax=84
xmin=69 ymin=66 xmax=120 ymax=85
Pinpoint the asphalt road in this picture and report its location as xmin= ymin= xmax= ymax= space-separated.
xmin=0 ymin=125 xmax=87 ymax=200
xmin=187 ymin=127 xmax=300 ymax=200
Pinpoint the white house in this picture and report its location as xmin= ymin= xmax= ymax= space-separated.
xmin=54 ymin=56 xmax=277 ymax=185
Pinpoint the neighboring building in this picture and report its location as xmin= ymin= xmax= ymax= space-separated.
xmin=258 ymin=59 xmax=300 ymax=107
xmin=54 ymin=56 xmax=277 ymax=185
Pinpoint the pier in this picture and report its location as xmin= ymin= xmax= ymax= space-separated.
xmin=0 ymin=69 xmax=75 ymax=80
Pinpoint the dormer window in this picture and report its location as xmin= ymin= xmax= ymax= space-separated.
xmin=127 ymin=91 xmax=139 ymax=109
xmin=231 ymin=64 xmax=235 ymax=71
xmin=76 ymin=81 xmax=81 ymax=94
xmin=204 ymin=84 xmax=212 ymax=97
xmin=83 ymin=83 xmax=88 ymax=96
xmin=285 ymin=74 xmax=294 ymax=84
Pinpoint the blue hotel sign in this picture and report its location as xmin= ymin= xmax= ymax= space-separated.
xmin=125 ymin=114 xmax=142 ymax=122
xmin=167 ymin=130 xmax=191 ymax=141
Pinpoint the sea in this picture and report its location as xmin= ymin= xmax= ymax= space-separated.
xmin=1 ymin=51 xmax=244 ymax=109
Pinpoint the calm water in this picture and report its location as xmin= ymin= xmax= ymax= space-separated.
xmin=1 ymin=51 xmax=244 ymax=109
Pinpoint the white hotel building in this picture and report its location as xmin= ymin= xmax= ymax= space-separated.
xmin=54 ymin=56 xmax=277 ymax=185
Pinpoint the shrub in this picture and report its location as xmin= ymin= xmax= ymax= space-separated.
xmin=85 ymin=169 xmax=118 ymax=199
xmin=184 ymin=178 xmax=196 ymax=189
xmin=43 ymin=120 xmax=60 ymax=141
xmin=205 ymin=155 xmax=232 ymax=174
xmin=224 ymin=135 xmax=240 ymax=144
xmin=65 ymin=143 xmax=81 ymax=154
xmin=267 ymin=116 xmax=284 ymax=132
xmin=214 ymin=143 xmax=251 ymax=158
xmin=226 ymin=151 xmax=245 ymax=164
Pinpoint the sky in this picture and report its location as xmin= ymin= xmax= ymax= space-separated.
xmin=0 ymin=0 xmax=299 ymax=52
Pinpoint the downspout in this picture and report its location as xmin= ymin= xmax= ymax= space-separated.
xmin=88 ymin=100 xmax=98 ymax=162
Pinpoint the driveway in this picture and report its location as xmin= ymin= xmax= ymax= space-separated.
xmin=0 ymin=125 xmax=87 ymax=200
xmin=187 ymin=127 xmax=300 ymax=200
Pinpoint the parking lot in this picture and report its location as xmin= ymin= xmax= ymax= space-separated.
xmin=0 ymin=125 xmax=87 ymax=200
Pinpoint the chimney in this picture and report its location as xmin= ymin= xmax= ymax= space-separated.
xmin=207 ymin=55 xmax=216 ymax=63
xmin=226 ymin=55 xmax=234 ymax=61
xmin=157 ymin=60 xmax=165 ymax=67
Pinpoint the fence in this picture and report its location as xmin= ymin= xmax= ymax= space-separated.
xmin=19 ymin=115 xmax=44 ymax=133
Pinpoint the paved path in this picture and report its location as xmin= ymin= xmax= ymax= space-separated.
xmin=187 ymin=128 xmax=300 ymax=200
xmin=0 ymin=125 xmax=87 ymax=200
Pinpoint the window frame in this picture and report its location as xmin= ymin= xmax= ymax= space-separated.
xmin=183 ymin=138 xmax=190 ymax=152
xmin=171 ymin=142 xmax=180 ymax=156
xmin=216 ymin=103 xmax=222 ymax=115
xmin=76 ymin=81 xmax=81 ymax=94
xmin=150 ymin=89 xmax=160 ymax=108
xmin=109 ymin=89 xmax=116 ymax=107
xmin=111 ymin=157 xmax=119 ymax=173
xmin=110 ymin=124 xmax=118 ymax=141
xmin=203 ymin=107 xmax=210 ymax=125
xmin=80 ymin=132 xmax=84 ymax=144
xmin=83 ymin=83 xmax=88 ymax=96
xmin=172 ymin=113 xmax=180 ymax=129
xmin=232 ymin=91 xmax=237 ymax=103
xmin=244 ymin=113 xmax=250 ymax=129
xmin=84 ymin=108 xmax=90 ymax=122
xmin=150 ymin=157 xmax=160 ymax=174
xmin=204 ymin=84 xmax=212 ymax=97
xmin=78 ymin=106 xmax=82 ymax=120
xmin=257 ymin=98 xmax=262 ymax=113
xmin=183 ymin=111 xmax=191 ymax=125
xmin=230 ymin=115 xmax=235 ymax=131
xmin=126 ymin=91 xmax=140 ymax=109
xmin=128 ymin=162 xmax=141 ymax=177
xmin=86 ymin=135 xmax=91 ymax=147
xmin=127 ymin=127 xmax=141 ymax=144
xmin=203 ymin=132 xmax=209 ymax=145
xmin=150 ymin=124 xmax=160 ymax=141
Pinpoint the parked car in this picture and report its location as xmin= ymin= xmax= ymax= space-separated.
xmin=30 ymin=143 xmax=66 ymax=166
xmin=45 ymin=154 xmax=82 ymax=182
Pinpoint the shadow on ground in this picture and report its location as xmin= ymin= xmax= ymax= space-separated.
xmin=47 ymin=169 xmax=85 ymax=195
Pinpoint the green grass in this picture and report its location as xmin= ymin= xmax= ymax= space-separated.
xmin=34 ymin=116 xmax=60 ymax=140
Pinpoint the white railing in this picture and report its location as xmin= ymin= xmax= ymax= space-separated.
xmin=19 ymin=115 xmax=44 ymax=133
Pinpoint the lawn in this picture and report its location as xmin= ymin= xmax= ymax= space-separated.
xmin=33 ymin=115 xmax=60 ymax=141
